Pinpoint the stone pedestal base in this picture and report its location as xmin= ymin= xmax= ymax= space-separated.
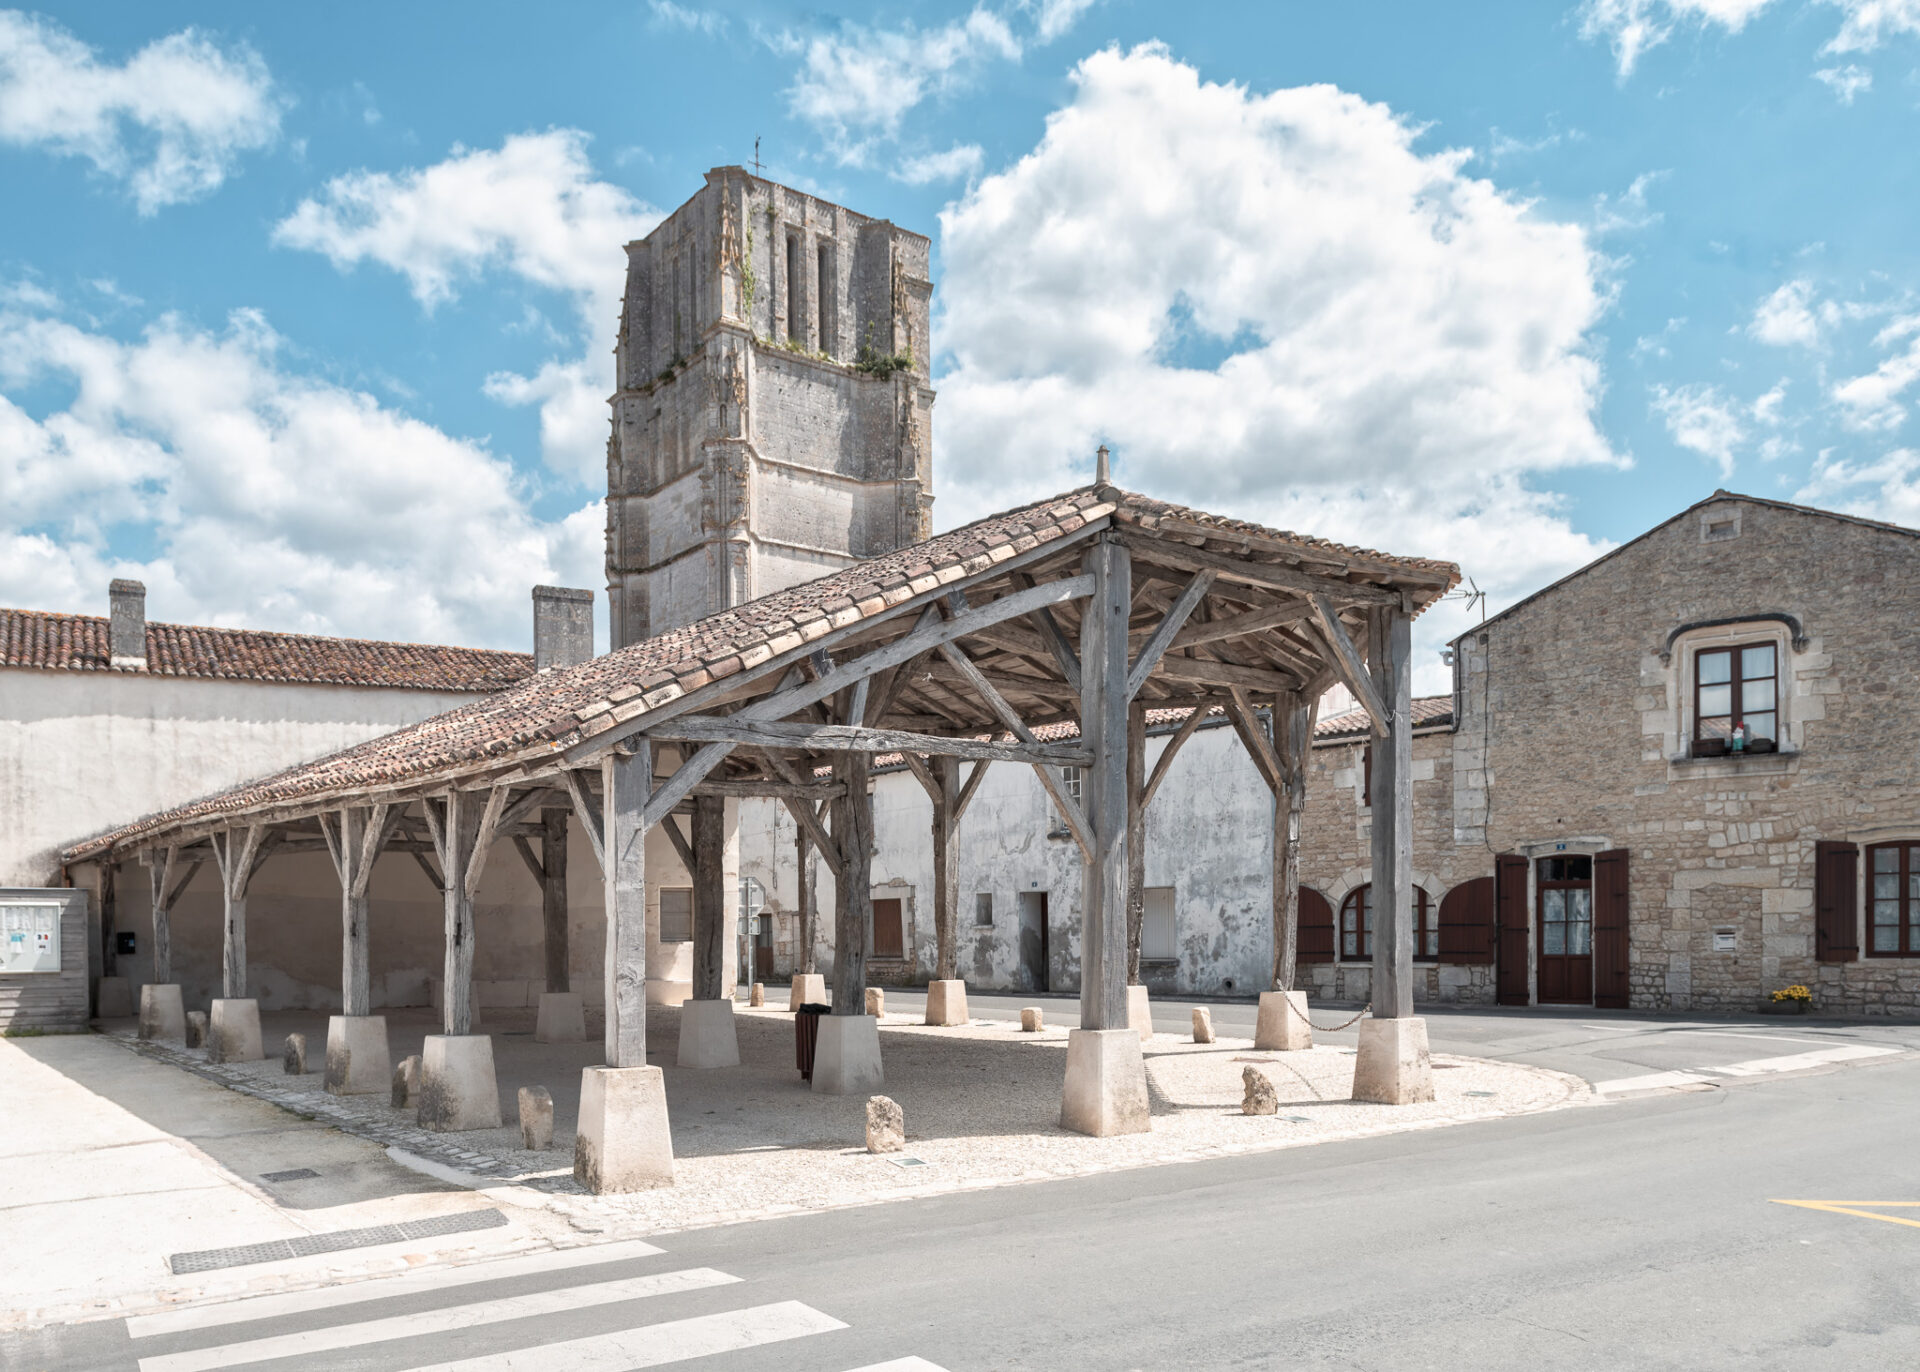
xmin=1127 ymin=984 xmax=1153 ymax=1041
xmin=1060 ymin=1028 xmax=1151 ymax=1136
xmin=676 ymin=998 xmax=741 ymax=1068
xmin=1352 ymin=1016 xmax=1435 ymax=1105
xmin=811 ymin=1014 xmax=884 ymax=1094
xmin=418 ymin=1035 xmax=502 ymax=1131
xmin=535 ymin=992 xmax=586 ymax=1044
xmin=788 ymin=973 xmax=827 ymax=1011
xmin=1253 ymin=990 xmax=1312 ymax=1052
xmin=324 ymin=1015 xmax=391 ymax=1095
xmin=575 ymin=1065 xmax=674 ymax=1193
xmin=924 ymin=979 xmax=969 ymax=1026
xmin=138 ymin=984 xmax=185 ymax=1041
xmin=207 ymin=999 xmax=263 ymax=1063
xmin=96 ymin=976 xmax=133 ymax=1018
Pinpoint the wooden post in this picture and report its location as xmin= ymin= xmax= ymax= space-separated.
xmin=691 ymin=792 xmax=726 ymax=1000
xmin=931 ymin=756 xmax=960 ymax=982
xmin=440 ymin=792 xmax=482 ymax=1035
xmin=829 ymin=751 xmax=873 ymax=1015
xmin=1080 ymin=536 xmax=1131 ymax=1032
xmin=146 ymin=849 xmax=175 ymax=985
xmin=1125 ymin=699 xmax=1146 ymax=983
xmin=1369 ymin=606 xmax=1414 ymax=1018
xmin=341 ymin=807 xmax=371 ymax=1016
xmin=541 ymin=808 xmax=570 ymax=994
xmin=1272 ymin=692 xmax=1317 ymax=991
xmin=797 ymin=825 xmax=817 ymax=974
xmin=210 ymin=825 xmax=264 ymax=1000
xmin=100 ymin=861 xmax=118 ymax=979
xmin=604 ymin=744 xmax=651 ymax=1067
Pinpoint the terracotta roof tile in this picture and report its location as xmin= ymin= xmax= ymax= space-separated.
xmin=1314 ymin=695 xmax=1453 ymax=740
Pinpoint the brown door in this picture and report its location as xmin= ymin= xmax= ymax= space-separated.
xmin=754 ymin=916 xmax=774 ymax=978
xmin=1536 ymin=855 xmax=1594 ymax=1004
xmin=872 ymin=898 xmax=904 ymax=959
xmin=1495 ymin=855 xmax=1530 ymax=1005
xmin=1593 ymin=849 xmax=1630 ymax=1009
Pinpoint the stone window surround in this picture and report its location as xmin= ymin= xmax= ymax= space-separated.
xmin=1851 ymin=825 xmax=1920 ymax=962
xmin=1511 ymin=835 xmax=1615 ymax=1006
xmin=1646 ymin=618 xmax=1820 ymax=773
xmin=869 ymin=879 xmax=915 ymax=967
xmin=1324 ymin=866 xmax=1442 ymax=963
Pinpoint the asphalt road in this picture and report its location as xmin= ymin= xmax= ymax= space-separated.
xmin=10 ymin=1006 xmax=1920 ymax=1371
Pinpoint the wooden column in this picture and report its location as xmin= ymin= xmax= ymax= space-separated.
xmin=1124 ymin=699 xmax=1147 ymax=983
xmin=210 ymin=826 xmax=264 ymax=999
xmin=797 ymin=826 xmax=818 ymax=974
xmin=100 ymin=862 xmax=118 ymax=979
xmin=322 ymin=804 xmax=389 ymax=1018
xmin=604 ymin=744 xmax=651 ymax=1067
xmin=1080 ymin=535 xmax=1132 ymax=1032
xmin=1369 ymin=606 xmax=1415 ymax=1019
xmin=691 ymin=792 xmax=726 ymax=1000
xmin=146 ymin=847 xmax=179 ymax=985
xmin=439 ymin=792 xmax=482 ymax=1035
xmin=829 ymin=751 xmax=873 ymax=1015
xmin=541 ymin=808 xmax=570 ymax=994
xmin=931 ymin=757 xmax=960 ymax=982
xmin=1271 ymin=692 xmax=1317 ymax=991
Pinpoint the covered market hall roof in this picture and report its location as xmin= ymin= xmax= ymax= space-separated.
xmin=64 ymin=483 xmax=1459 ymax=862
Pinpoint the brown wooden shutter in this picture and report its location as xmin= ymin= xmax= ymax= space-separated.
xmin=1815 ymin=841 xmax=1859 ymax=963
xmin=1495 ymin=854 xmax=1530 ymax=1005
xmin=871 ymin=898 xmax=904 ymax=959
xmin=1438 ymin=877 xmax=1496 ymax=965
xmin=1296 ymin=888 xmax=1335 ymax=964
xmin=1593 ymin=848 xmax=1631 ymax=1009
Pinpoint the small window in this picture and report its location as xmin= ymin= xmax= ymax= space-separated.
xmin=974 ymin=892 xmax=994 ymax=926
xmin=1061 ymin=766 xmax=1084 ymax=805
xmin=816 ymin=243 xmax=835 ymax=356
xmin=1339 ymin=884 xmax=1435 ymax=961
xmin=1142 ymin=886 xmax=1176 ymax=961
xmin=872 ymin=897 xmax=904 ymax=959
xmin=1695 ymin=641 xmax=1777 ymax=746
xmin=785 ymin=235 xmax=803 ymax=342
xmin=1868 ymin=843 xmax=1920 ymax=957
xmin=659 ymin=887 xmax=693 ymax=943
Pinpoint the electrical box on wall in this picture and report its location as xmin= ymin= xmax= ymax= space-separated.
xmin=116 ymin=931 xmax=138 ymax=956
xmin=1 ymin=901 xmax=62 ymax=974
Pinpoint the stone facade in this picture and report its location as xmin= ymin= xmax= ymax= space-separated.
xmin=605 ymin=167 xmax=936 ymax=648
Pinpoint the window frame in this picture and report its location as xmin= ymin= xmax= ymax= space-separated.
xmin=1338 ymin=884 xmax=1435 ymax=962
xmin=1141 ymin=885 xmax=1177 ymax=962
xmin=1867 ymin=842 xmax=1920 ymax=958
xmin=974 ymin=892 xmax=994 ymax=927
xmin=1691 ymin=639 xmax=1779 ymax=746
xmin=659 ymin=886 xmax=693 ymax=944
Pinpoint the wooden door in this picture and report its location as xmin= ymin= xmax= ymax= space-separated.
xmin=871 ymin=897 xmax=904 ymax=959
xmin=1495 ymin=855 xmax=1530 ymax=1005
xmin=1536 ymin=856 xmax=1594 ymax=1004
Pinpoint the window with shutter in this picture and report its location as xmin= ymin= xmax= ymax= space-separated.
xmin=1142 ymin=886 xmax=1176 ymax=961
xmin=659 ymin=887 xmax=693 ymax=943
xmin=1495 ymin=854 xmax=1530 ymax=1005
xmin=1297 ymin=887 xmax=1335 ymax=964
xmin=871 ymin=897 xmax=904 ymax=959
xmin=1593 ymin=849 xmax=1630 ymax=1009
xmin=1816 ymin=841 xmax=1860 ymax=963
xmin=1437 ymin=877 xmax=1496 ymax=964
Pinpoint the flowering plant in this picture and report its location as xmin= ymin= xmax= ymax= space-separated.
xmin=1771 ymin=984 xmax=1813 ymax=1004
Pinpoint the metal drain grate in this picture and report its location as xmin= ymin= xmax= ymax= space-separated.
xmin=259 ymin=1168 xmax=319 ymax=1182
xmin=169 ymin=1209 xmax=507 ymax=1275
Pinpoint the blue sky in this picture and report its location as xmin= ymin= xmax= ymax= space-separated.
xmin=2 ymin=0 xmax=1918 ymax=689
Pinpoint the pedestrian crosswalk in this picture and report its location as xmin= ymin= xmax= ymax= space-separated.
xmin=1593 ymin=1040 xmax=1899 ymax=1097
xmin=126 ymin=1239 xmax=950 ymax=1372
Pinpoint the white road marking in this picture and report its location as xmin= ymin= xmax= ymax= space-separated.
xmin=1593 ymin=1070 xmax=1717 ymax=1096
xmin=398 ymin=1299 xmax=848 ymax=1370
xmin=1715 ymin=1043 xmax=1898 ymax=1076
xmin=134 ymin=1268 xmax=737 ymax=1372
xmin=128 ymin=1238 xmax=667 ymax=1338
xmin=841 ymin=1359 xmax=952 ymax=1371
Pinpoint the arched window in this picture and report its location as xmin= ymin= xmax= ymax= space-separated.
xmin=1340 ymin=884 xmax=1435 ymax=962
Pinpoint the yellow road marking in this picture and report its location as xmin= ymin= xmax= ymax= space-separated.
xmin=1772 ymin=1200 xmax=1920 ymax=1230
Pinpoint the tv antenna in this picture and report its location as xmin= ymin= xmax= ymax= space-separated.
xmin=1443 ymin=576 xmax=1487 ymax=622
xmin=751 ymin=137 xmax=764 ymax=177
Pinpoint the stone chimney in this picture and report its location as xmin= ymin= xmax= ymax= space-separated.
xmin=532 ymin=586 xmax=594 ymax=671
xmin=108 ymin=579 xmax=147 ymax=670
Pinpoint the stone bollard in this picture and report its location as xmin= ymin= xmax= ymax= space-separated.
xmin=1021 ymin=1006 xmax=1044 ymax=1032
xmin=392 ymin=1054 xmax=420 ymax=1108
xmin=185 ymin=1010 xmax=208 ymax=1050
xmin=1242 ymin=1066 xmax=1279 ymax=1116
xmin=866 ymin=1094 xmax=905 ymax=1153
xmin=519 ymin=1086 xmax=555 ymax=1150
xmin=1191 ymin=1007 xmax=1214 ymax=1044
xmin=865 ymin=988 xmax=885 ymax=1018
xmin=750 ymin=982 xmax=765 ymax=1008
xmin=283 ymin=1033 xmax=307 ymax=1075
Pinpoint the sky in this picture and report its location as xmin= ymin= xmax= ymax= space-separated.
xmin=2 ymin=0 xmax=1918 ymax=694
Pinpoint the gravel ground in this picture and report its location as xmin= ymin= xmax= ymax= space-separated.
xmin=114 ymin=1004 xmax=1591 ymax=1236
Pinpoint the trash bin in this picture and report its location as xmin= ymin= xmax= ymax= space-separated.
xmin=795 ymin=1003 xmax=830 ymax=1081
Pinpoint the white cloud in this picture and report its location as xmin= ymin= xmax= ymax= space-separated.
xmin=1578 ymin=0 xmax=1774 ymax=78
xmin=893 ymin=142 xmax=985 ymax=184
xmin=1821 ymin=0 xmax=1920 ymax=53
xmin=1592 ymin=171 xmax=1667 ymax=235
xmin=1796 ymin=447 xmax=1920 ymax=526
xmin=1752 ymin=380 xmax=1789 ymax=426
xmin=1749 ymin=279 xmax=1827 ymax=347
xmin=1651 ymin=382 xmax=1744 ymax=474
xmin=1832 ymin=329 xmax=1920 ymax=430
xmin=274 ymin=131 xmax=658 ymax=485
xmin=648 ymin=1 xmax=727 ymax=37
xmin=1814 ymin=63 xmax=1874 ymax=100
xmin=934 ymin=45 xmax=1622 ymax=680
xmin=0 ymin=300 xmax=599 ymax=647
xmin=0 ymin=11 xmax=281 ymax=213
xmin=1030 ymin=0 xmax=1101 ymax=43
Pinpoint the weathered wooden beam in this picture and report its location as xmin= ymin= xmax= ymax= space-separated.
xmin=1015 ymin=573 xmax=1082 ymax=695
xmin=1141 ymin=704 xmax=1209 ymax=810
xmin=1309 ymin=594 xmax=1391 ymax=738
xmin=660 ymin=812 xmax=696 ymax=877
xmin=540 ymin=808 xmax=570 ymax=995
xmin=1080 ymin=537 xmax=1132 ymax=1033
xmin=1115 ymin=529 xmax=1400 ymax=606
xmin=604 ymin=743 xmax=650 ymax=1067
xmin=1225 ymin=687 xmax=1285 ymax=795
xmin=1126 ymin=569 xmax=1215 ymax=700
xmin=651 ymin=715 xmax=1091 ymax=767
xmin=559 ymin=768 xmax=606 ymax=873
xmin=1370 ymin=607 xmax=1415 ymax=1019
xmin=829 ymin=751 xmax=873 ymax=1017
xmin=691 ymin=793 xmax=726 ymax=1001
xmin=1151 ymin=653 xmax=1301 ymax=696
xmin=1168 ymin=602 xmax=1310 ymax=652
xmin=512 ymin=833 xmax=545 ymax=884
xmin=953 ymin=760 xmax=991 ymax=824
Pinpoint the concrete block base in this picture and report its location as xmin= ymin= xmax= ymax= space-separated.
xmin=925 ymin=979 xmax=969 ymax=1026
xmin=207 ymin=999 xmax=263 ymax=1063
xmin=811 ymin=1014 xmax=884 ymax=1095
xmin=96 ymin=976 xmax=133 ymax=1018
xmin=1060 ymin=1028 xmax=1151 ymax=1137
xmin=138 ymin=983 xmax=185 ymax=1042
xmin=676 ymin=998 xmax=741 ymax=1068
xmin=788 ymin=973 xmax=827 ymax=1011
xmin=324 ymin=1015 xmax=391 ymax=1096
xmin=535 ymin=992 xmax=586 ymax=1044
xmin=574 ymin=1065 xmax=674 ymax=1193
xmin=1352 ymin=1016 xmax=1435 ymax=1105
xmin=1127 ymin=985 xmax=1153 ymax=1041
xmin=1253 ymin=990 xmax=1313 ymax=1052
xmin=417 ymin=1035 xmax=503 ymax=1131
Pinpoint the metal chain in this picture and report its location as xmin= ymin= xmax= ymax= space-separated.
xmin=1286 ymin=997 xmax=1372 ymax=1033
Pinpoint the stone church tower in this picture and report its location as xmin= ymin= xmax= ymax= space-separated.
xmin=605 ymin=167 xmax=936 ymax=649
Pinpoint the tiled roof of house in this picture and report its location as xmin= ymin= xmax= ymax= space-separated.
xmin=1314 ymin=695 xmax=1453 ymax=740
xmin=65 ymin=484 xmax=1459 ymax=859
xmin=1 ymin=608 xmax=534 ymax=693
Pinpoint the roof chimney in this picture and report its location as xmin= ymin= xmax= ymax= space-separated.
xmin=1095 ymin=444 xmax=1111 ymax=485
xmin=108 ymin=579 xmax=147 ymax=670
xmin=532 ymin=586 xmax=594 ymax=671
